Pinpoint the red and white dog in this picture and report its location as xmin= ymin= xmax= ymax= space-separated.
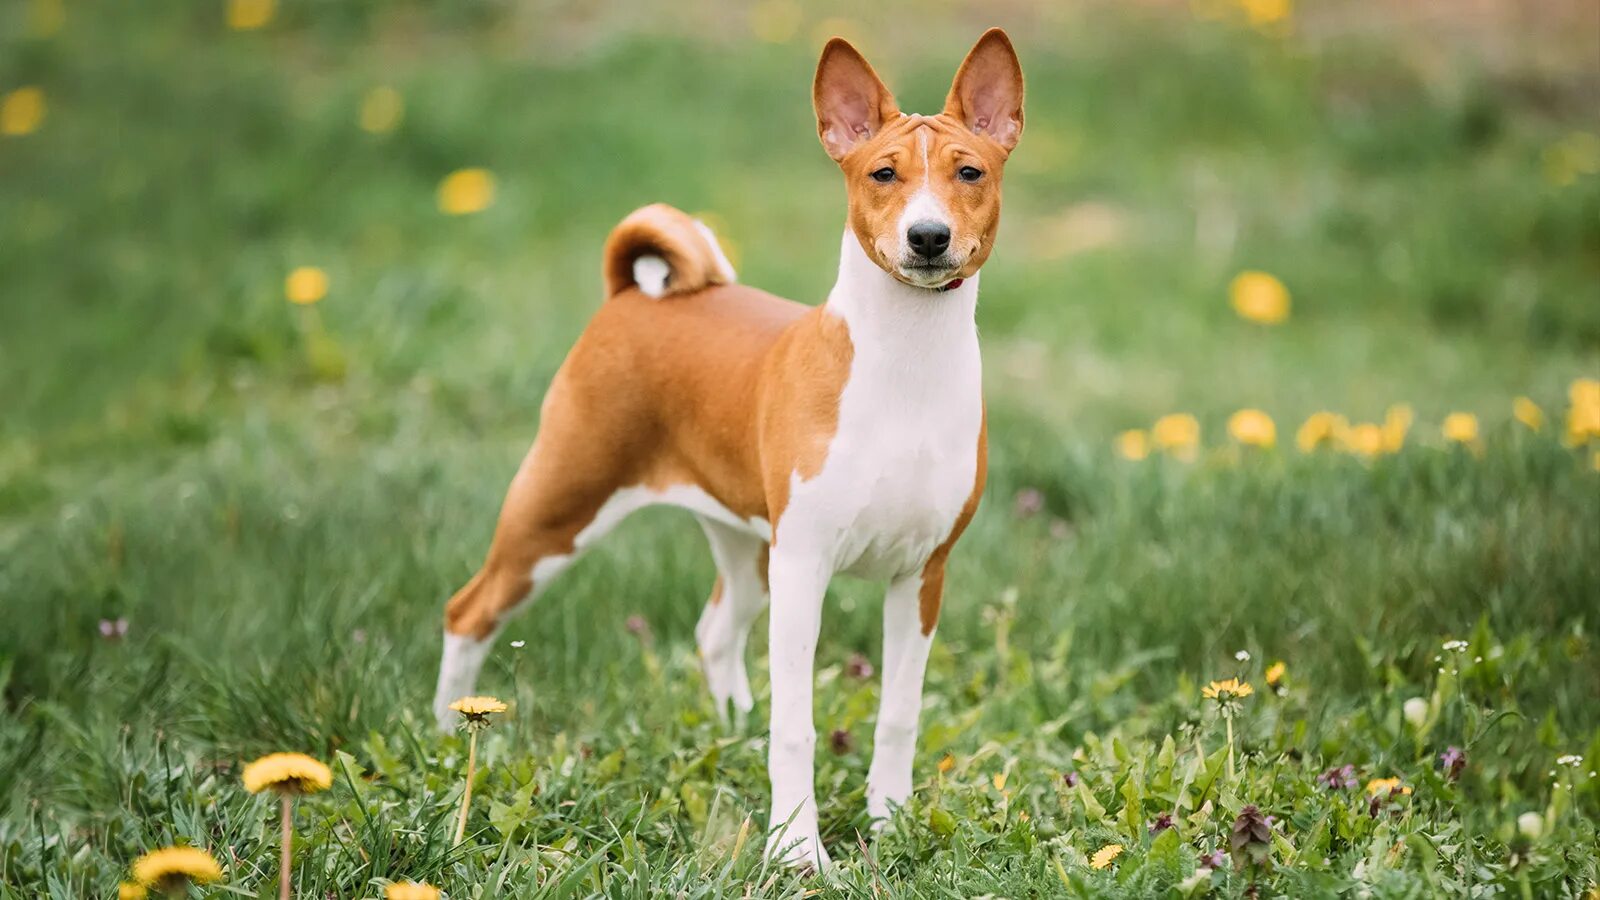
xmin=433 ymin=30 xmax=1023 ymax=868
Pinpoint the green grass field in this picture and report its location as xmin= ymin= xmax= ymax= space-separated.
xmin=2 ymin=1 xmax=1598 ymax=896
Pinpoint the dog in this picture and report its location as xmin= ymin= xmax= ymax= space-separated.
xmin=432 ymin=29 xmax=1023 ymax=869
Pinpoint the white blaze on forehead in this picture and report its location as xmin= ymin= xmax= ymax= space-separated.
xmin=894 ymin=127 xmax=950 ymax=246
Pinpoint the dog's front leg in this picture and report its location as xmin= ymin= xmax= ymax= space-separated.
xmin=764 ymin=549 xmax=833 ymax=871
xmin=865 ymin=567 xmax=939 ymax=824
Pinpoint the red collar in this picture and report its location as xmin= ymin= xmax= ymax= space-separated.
xmin=939 ymin=278 xmax=964 ymax=292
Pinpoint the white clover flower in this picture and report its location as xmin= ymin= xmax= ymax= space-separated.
xmin=1556 ymin=754 xmax=1583 ymax=767
xmin=510 ymin=640 xmax=526 ymax=649
xmin=1442 ymin=639 xmax=1469 ymax=653
xmin=1235 ymin=650 xmax=1251 ymax=662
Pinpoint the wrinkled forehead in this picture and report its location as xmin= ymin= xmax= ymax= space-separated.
xmin=857 ymin=114 xmax=997 ymax=165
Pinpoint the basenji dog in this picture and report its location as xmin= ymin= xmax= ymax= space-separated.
xmin=433 ymin=29 xmax=1023 ymax=869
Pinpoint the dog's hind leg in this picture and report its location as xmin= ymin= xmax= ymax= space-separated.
xmin=694 ymin=517 xmax=769 ymax=724
xmin=432 ymin=433 xmax=636 ymax=731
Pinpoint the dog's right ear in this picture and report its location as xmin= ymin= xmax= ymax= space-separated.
xmin=813 ymin=38 xmax=899 ymax=162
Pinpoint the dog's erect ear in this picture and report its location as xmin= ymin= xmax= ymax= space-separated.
xmin=943 ymin=28 xmax=1024 ymax=152
xmin=813 ymin=38 xmax=899 ymax=162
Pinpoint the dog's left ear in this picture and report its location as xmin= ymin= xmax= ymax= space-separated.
xmin=944 ymin=28 xmax=1024 ymax=152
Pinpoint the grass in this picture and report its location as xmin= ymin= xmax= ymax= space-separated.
xmin=2 ymin=1 xmax=1599 ymax=896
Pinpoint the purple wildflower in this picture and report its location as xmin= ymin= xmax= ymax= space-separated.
xmin=1062 ymin=771 xmax=1080 ymax=787
xmin=845 ymin=652 xmax=874 ymax=680
xmin=1200 ymin=848 xmax=1227 ymax=869
xmin=829 ymin=728 xmax=853 ymax=755
xmin=1316 ymin=764 xmax=1357 ymax=791
xmin=1013 ymin=488 xmax=1045 ymax=518
xmin=1440 ymin=746 xmax=1466 ymax=781
xmin=97 ymin=618 xmax=129 ymax=640
xmin=1149 ymin=812 xmax=1174 ymax=834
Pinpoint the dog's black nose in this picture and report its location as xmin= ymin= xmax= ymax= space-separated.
xmin=906 ymin=221 xmax=951 ymax=259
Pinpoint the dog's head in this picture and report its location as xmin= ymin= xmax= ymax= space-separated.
xmin=813 ymin=29 xmax=1024 ymax=290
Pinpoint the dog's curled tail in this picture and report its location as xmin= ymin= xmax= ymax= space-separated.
xmin=602 ymin=204 xmax=738 ymax=299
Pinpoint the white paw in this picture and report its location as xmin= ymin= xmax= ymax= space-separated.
xmin=765 ymin=826 xmax=831 ymax=872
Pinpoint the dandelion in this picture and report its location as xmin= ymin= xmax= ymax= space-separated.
xmin=118 ymin=884 xmax=147 ymax=900
xmin=1228 ymin=270 xmax=1290 ymax=324
xmin=448 ymin=695 xmax=507 ymax=842
xmin=1381 ymin=404 xmax=1412 ymax=453
xmin=284 ymin=267 xmax=328 ymax=305
xmin=359 ymin=86 xmax=404 ymax=134
xmin=242 ymin=753 xmax=332 ymax=900
xmin=1402 ymin=697 xmax=1428 ymax=730
xmin=992 ymin=771 xmax=1008 ymax=791
xmin=226 ymin=0 xmax=275 ymax=31
xmin=1344 ymin=422 xmax=1384 ymax=458
xmin=1568 ymin=377 xmax=1600 ymax=445
xmin=1513 ymin=397 xmax=1544 ymax=432
xmin=1227 ymin=410 xmax=1275 ymax=448
xmin=1090 ymin=843 xmax=1123 ymax=870
xmin=1264 ymin=660 xmax=1286 ymax=687
xmin=938 ymin=754 xmax=955 ymax=774
xmin=1516 ymin=811 xmax=1543 ymax=840
xmin=1114 ymin=428 xmax=1150 ymax=460
xmin=1 ymin=86 xmax=46 ymax=137
xmin=132 ymin=847 xmax=223 ymax=896
xmin=1152 ymin=414 xmax=1201 ymax=460
xmin=1203 ymin=679 xmax=1253 ymax=778
xmin=386 ymin=883 xmax=442 ymax=900
xmin=1442 ymin=412 xmax=1479 ymax=446
xmin=1296 ymin=411 xmax=1346 ymax=452
xmin=438 ymin=168 xmax=496 ymax=215
xmin=1365 ymin=776 xmax=1410 ymax=797
xmin=1238 ymin=0 xmax=1291 ymax=28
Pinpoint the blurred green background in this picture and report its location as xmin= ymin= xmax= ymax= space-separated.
xmin=1 ymin=0 xmax=1597 ymax=896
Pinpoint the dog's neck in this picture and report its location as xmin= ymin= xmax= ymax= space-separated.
xmin=824 ymin=229 xmax=980 ymax=352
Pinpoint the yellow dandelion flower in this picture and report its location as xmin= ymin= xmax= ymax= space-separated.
xmin=226 ymin=0 xmax=275 ymax=31
xmin=992 ymin=771 xmax=1008 ymax=791
xmin=1090 ymin=843 xmax=1124 ymax=870
xmin=749 ymin=0 xmax=801 ymax=44
xmin=360 ymin=86 xmax=404 ymax=135
xmin=1296 ymin=411 xmax=1346 ymax=452
xmin=242 ymin=752 xmax=332 ymax=795
xmin=1343 ymin=422 xmax=1384 ymax=458
xmin=1239 ymin=0 xmax=1291 ymax=27
xmin=438 ymin=168 xmax=495 ymax=216
xmin=132 ymin=847 xmax=224 ymax=888
xmin=1264 ymin=660 xmax=1286 ymax=686
xmin=1381 ymin=404 xmax=1412 ymax=453
xmin=1227 ymin=409 xmax=1276 ymax=448
xmin=449 ymin=695 xmax=507 ymax=721
xmin=1114 ymin=428 xmax=1149 ymax=461
xmin=1152 ymin=414 xmax=1201 ymax=460
xmin=938 ymin=754 xmax=955 ymax=774
xmin=1202 ymin=678 xmax=1254 ymax=700
xmin=1 ymin=86 xmax=47 ymax=137
xmin=1228 ymin=270 xmax=1290 ymax=324
xmin=284 ymin=266 xmax=328 ymax=305
xmin=1442 ymin=412 xmax=1479 ymax=445
xmin=386 ymin=883 xmax=441 ymax=900
xmin=1512 ymin=396 xmax=1543 ymax=432
xmin=1365 ymin=777 xmax=1411 ymax=796
xmin=118 ymin=883 xmax=148 ymax=900
xmin=1567 ymin=377 xmax=1600 ymax=445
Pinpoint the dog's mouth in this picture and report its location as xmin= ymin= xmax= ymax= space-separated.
xmin=894 ymin=258 xmax=965 ymax=289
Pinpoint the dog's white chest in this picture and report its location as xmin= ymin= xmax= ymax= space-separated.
xmin=779 ymin=276 xmax=983 ymax=581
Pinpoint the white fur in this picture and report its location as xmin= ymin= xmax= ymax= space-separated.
xmin=693 ymin=219 xmax=738 ymax=283
xmin=433 ymin=631 xmax=496 ymax=730
xmin=764 ymin=229 xmax=982 ymax=869
xmin=633 ymin=254 xmax=670 ymax=298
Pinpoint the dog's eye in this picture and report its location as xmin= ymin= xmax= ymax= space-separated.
xmin=869 ymin=167 xmax=896 ymax=183
xmin=957 ymin=166 xmax=984 ymax=183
